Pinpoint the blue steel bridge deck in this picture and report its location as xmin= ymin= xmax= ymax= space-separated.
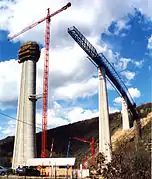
xmin=68 ymin=26 xmax=137 ymax=116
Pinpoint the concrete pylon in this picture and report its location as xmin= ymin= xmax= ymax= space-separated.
xmin=12 ymin=42 xmax=40 ymax=169
xmin=12 ymin=62 xmax=26 ymax=169
xmin=122 ymin=98 xmax=130 ymax=130
xmin=98 ymin=66 xmax=111 ymax=162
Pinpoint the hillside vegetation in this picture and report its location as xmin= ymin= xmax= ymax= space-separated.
xmin=0 ymin=102 xmax=151 ymax=174
xmin=91 ymin=111 xmax=151 ymax=179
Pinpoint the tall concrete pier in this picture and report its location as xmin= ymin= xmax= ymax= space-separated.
xmin=122 ymin=98 xmax=130 ymax=130
xmin=98 ymin=66 xmax=111 ymax=162
xmin=12 ymin=42 xmax=40 ymax=169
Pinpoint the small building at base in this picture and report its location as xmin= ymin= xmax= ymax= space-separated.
xmin=25 ymin=158 xmax=76 ymax=177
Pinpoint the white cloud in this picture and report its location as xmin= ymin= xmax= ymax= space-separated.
xmin=116 ymin=20 xmax=126 ymax=32
xmin=148 ymin=35 xmax=152 ymax=50
xmin=36 ymin=111 xmax=68 ymax=129
xmin=132 ymin=60 xmax=144 ymax=68
xmin=54 ymin=77 xmax=98 ymax=100
xmin=113 ymin=87 xmax=141 ymax=105
xmin=38 ymin=45 xmax=98 ymax=102
xmin=0 ymin=119 xmax=16 ymax=138
xmin=67 ymin=107 xmax=98 ymax=124
xmin=113 ymin=97 xmax=122 ymax=104
xmin=0 ymin=59 xmax=20 ymax=102
xmin=100 ymin=45 xmax=120 ymax=64
xmin=128 ymin=87 xmax=141 ymax=98
xmin=109 ymin=106 xmax=120 ymax=113
xmin=121 ymin=71 xmax=136 ymax=80
xmin=0 ymin=59 xmax=21 ymax=110
xmin=114 ymin=58 xmax=131 ymax=71
xmin=113 ymin=20 xmax=131 ymax=35
xmin=36 ymin=101 xmax=98 ymax=129
xmin=120 ymin=33 xmax=127 ymax=37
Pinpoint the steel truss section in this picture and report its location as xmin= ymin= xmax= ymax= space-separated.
xmin=68 ymin=26 xmax=137 ymax=116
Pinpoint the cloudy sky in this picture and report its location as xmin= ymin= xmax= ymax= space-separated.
xmin=0 ymin=0 xmax=151 ymax=139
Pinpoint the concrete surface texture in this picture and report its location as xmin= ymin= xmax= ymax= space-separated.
xmin=12 ymin=42 xmax=40 ymax=169
xmin=122 ymin=98 xmax=130 ymax=130
xmin=98 ymin=66 xmax=111 ymax=162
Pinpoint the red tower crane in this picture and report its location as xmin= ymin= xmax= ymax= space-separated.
xmin=73 ymin=137 xmax=95 ymax=166
xmin=9 ymin=2 xmax=71 ymax=158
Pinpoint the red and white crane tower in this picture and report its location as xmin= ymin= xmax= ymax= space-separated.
xmin=73 ymin=137 xmax=95 ymax=166
xmin=9 ymin=2 xmax=71 ymax=158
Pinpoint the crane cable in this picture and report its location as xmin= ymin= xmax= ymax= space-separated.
xmin=0 ymin=111 xmax=42 ymax=130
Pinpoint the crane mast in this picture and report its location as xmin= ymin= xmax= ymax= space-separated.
xmin=41 ymin=8 xmax=50 ymax=158
xmin=8 ymin=2 xmax=71 ymax=159
xmin=73 ymin=137 xmax=95 ymax=166
xmin=41 ymin=2 xmax=71 ymax=158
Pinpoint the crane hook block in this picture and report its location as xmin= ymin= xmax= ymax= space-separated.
xmin=66 ymin=2 xmax=71 ymax=7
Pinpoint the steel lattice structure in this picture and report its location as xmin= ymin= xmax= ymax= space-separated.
xmin=68 ymin=26 xmax=138 ymax=117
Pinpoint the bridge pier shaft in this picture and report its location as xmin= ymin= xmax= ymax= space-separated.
xmin=98 ymin=66 xmax=111 ymax=162
xmin=12 ymin=42 xmax=40 ymax=169
xmin=122 ymin=98 xmax=130 ymax=130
